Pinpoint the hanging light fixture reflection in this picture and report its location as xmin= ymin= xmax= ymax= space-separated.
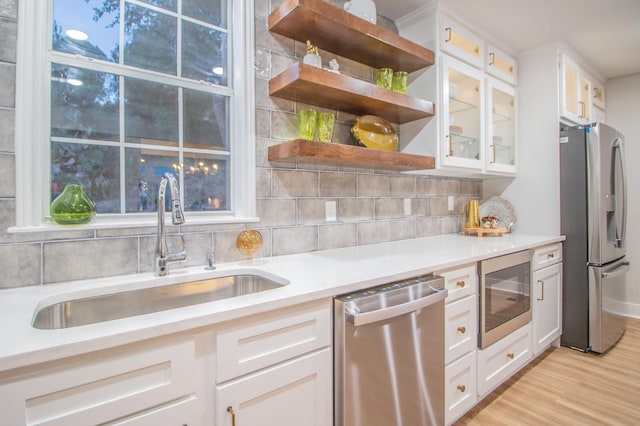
xmin=65 ymin=29 xmax=89 ymax=41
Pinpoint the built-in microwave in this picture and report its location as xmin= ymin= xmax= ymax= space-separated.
xmin=479 ymin=250 xmax=532 ymax=349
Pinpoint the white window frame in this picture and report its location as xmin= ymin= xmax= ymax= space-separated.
xmin=12 ymin=0 xmax=256 ymax=231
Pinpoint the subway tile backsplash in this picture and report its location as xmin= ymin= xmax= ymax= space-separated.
xmin=0 ymin=0 xmax=481 ymax=288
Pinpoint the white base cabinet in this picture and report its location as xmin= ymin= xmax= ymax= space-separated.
xmin=215 ymin=300 xmax=332 ymax=426
xmin=437 ymin=263 xmax=478 ymax=425
xmin=216 ymin=349 xmax=332 ymax=426
xmin=0 ymin=299 xmax=332 ymax=426
xmin=532 ymin=243 xmax=563 ymax=356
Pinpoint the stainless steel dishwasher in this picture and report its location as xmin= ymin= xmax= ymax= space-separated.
xmin=334 ymin=274 xmax=447 ymax=426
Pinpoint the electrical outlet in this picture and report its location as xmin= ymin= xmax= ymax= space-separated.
xmin=404 ymin=198 xmax=412 ymax=216
xmin=448 ymin=196 xmax=455 ymax=211
xmin=325 ymin=200 xmax=337 ymax=222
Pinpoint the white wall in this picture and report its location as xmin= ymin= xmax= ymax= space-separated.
xmin=484 ymin=43 xmax=561 ymax=236
xmin=606 ymin=73 xmax=640 ymax=318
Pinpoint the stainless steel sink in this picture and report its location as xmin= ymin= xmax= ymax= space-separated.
xmin=32 ymin=273 xmax=288 ymax=329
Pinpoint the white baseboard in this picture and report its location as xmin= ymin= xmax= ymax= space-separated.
xmin=609 ymin=299 xmax=640 ymax=319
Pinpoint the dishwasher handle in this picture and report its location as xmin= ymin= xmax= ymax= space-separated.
xmin=347 ymin=287 xmax=447 ymax=327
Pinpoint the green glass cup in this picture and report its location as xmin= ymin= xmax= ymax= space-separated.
xmin=297 ymin=108 xmax=317 ymax=140
xmin=316 ymin=112 xmax=336 ymax=143
xmin=376 ymin=68 xmax=393 ymax=89
xmin=392 ymin=71 xmax=408 ymax=93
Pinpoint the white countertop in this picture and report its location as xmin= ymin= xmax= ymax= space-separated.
xmin=0 ymin=233 xmax=563 ymax=374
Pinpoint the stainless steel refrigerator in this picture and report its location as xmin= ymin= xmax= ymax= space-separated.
xmin=560 ymin=122 xmax=629 ymax=353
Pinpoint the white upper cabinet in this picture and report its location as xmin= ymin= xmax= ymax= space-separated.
xmin=440 ymin=15 xmax=485 ymax=69
xmin=399 ymin=10 xmax=518 ymax=177
xmin=560 ymin=53 xmax=597 ymax=125
xmin=486 ymin=44 xmax=517 ymax=85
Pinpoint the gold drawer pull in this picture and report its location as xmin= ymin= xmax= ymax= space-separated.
xmin=507 ymin=353 xmax=515 ymax=359
xmin=456 ymin=280 xmax=465 ymax=288
xmin=547 ymin=253 xmax=554 ymax=259
xmin=457 ymin=326 xmax=466 ymax=334
xmin=227 ymin=406 xmax=236 ymax=426
xmin=457 ymin=385 xmax=466 ymax=393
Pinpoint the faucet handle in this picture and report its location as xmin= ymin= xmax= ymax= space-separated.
xmin=205 ymin=252 xmax=216 ymax=270
xmin=171 ymin=199 xmax=185 ymax=225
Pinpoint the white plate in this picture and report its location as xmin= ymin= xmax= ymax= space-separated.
xmin=479 ymin=196 xmax=517 ymax=232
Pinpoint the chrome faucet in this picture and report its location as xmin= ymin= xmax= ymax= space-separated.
xmin=155 ymin=173 xmax=187 ymax=276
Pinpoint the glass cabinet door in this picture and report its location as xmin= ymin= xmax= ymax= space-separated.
xmin=442 ymin=55 xmax=484 ymax=169
xmin=486 ymin=78 xmax=516 ymax=174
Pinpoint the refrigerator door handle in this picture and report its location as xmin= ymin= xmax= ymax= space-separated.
xmin=612 ymin=137 xmax=627 ymax=248
xmin=601 ymin=261 xmax=630 ymax=279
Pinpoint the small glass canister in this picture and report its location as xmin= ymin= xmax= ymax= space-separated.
xmin=376 ymin=68 xmax=393 ymax=89
xmin=297 ymin=108 xmax=317 ymax=140
xmin=392 ymin=71 xmax=408 ymax=94
xmin=316 ymin=112 xmax=335 ymax=143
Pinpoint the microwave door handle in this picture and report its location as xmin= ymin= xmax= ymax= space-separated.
xmin=612 ymin=138 xmax=627 ymax=247
xmin=346 ymin=289 xmax=447 ymax=327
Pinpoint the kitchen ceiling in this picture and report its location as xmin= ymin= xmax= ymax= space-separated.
xmin=376 ymin=0 xmax=640 ymax=80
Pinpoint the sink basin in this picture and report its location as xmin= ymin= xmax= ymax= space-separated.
xmin=32 ymin=273 xmax=288 ymax=330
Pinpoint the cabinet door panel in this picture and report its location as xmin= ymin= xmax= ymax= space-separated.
xmin=533 ymin=263 xmax=563 ymax=355
xmin=441 ymin=55 xmax=485 ymax=170
xmin=560 ymin=54 xmax=592 ymax=125
xmin=486 ymin=78 xmax=516 ymax=174
xmin=486 ymin=45 xmax=516 ymax=85
xmin=440 ymin=16 xmax=484 ymax=68
xmin=217 ymin=349 xmax=332 ymax=426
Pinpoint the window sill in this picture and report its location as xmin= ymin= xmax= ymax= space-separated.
xmin=8 ymin=214 xmax=260 ymax=234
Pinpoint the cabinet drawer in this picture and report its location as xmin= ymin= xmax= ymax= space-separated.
xmin=477 ymin=323 xmax=532 ymax=396
xmin=532 ymin=243 xmax=562 ymax=270
xmin=438 ymin=263 xmax=477 ymax=303
xmin=445 ymin=351 xmax=477 ymax=425
xmin=0 ymin=337 xmax=198 ymax=426
xmin=216 ymin=300 xmax=331 ymax=383
xmin=445 ymin=295 xmax=477 ymax=364
xmin=111 ymin=396 xmax=201 ymax=425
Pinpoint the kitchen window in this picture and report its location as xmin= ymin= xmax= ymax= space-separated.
xmin=13 ymin=0 xmax=256 ymax=229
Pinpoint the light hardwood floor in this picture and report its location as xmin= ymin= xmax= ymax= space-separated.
xmin=455 ymin=318 xmax=640 ymax=425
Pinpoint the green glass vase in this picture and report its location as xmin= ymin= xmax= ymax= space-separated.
xmin=50 ymin=184 xmax=97 ymax=225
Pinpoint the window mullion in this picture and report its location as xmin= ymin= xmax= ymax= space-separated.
xmin=118 ymin=1 xmax=126 ymax=215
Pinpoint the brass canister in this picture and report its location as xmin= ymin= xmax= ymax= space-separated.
xmin=464 ymin=200 xmax=480 ymax=228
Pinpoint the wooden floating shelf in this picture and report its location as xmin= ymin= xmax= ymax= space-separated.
xmin=268 ymin=0 xmax=434 ymax=73
xmin=269 ymin=63 xmax=435 ymax=124
xmin=268 ymin=139 xmax=436 ymax=171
